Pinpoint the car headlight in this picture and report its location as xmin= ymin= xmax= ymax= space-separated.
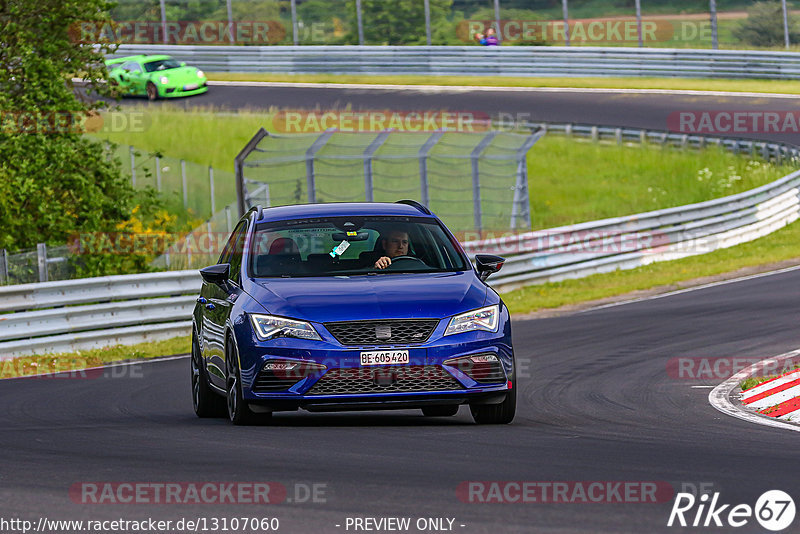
xmin=444 ymin=305 xmax=499 ymax=336
xmin=196 ymin=70 xmax=204 ymax=78
xmin=250 ymin=314 xmax=322 ymax=341
xmin=159 ymin=76 xmax=168 ymax=84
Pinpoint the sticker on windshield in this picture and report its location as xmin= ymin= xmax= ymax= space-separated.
xmin=329 ymin=240 xmax=350 ymax=258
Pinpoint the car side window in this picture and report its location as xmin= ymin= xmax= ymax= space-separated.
xmin=128 ymin=63 xmax=142 ymax=73
xmin=219 ymin=221 xmax=247 ymax=266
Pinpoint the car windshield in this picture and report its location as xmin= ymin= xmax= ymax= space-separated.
xmin=249 ymin=216 xmax=468 ymax=277
xmin=143 ymin=59 xmax=182 ymax=72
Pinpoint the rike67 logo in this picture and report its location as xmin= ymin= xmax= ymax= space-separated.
xmin=668 ymin=490 xmax=795 ymax=531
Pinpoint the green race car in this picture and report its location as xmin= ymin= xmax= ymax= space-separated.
xmin=106 ymin=54 xmax=208 ymax=100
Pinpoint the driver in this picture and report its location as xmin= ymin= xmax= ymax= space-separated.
xmin=374 ymin=230 xmax=410 ymax=269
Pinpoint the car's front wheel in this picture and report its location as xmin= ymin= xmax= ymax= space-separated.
xmin=225 ymin=336 xmax=264 ymax=425
xmin=191 ymin=334 xmax=226 ymax=418
xmin=470 ymin=368 xmax=516 ymax=424
xmin=146 ymin=82 xmax=159 ymax=101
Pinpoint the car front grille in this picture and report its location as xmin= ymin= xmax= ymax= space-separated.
xmin=324 ymin=319 xmax=439 ymax=346
xmin=306 ymin=365 xmax=464 ymax=395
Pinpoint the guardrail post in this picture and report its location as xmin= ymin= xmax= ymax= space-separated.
xmin=565 ymin=124 xmax=572 ymax=137
xmin=640 ymin=130 xmax=647 ymax=145
xmin=37 ymin=243 xmax=48 ymax=283
xmin=418 ymin=131 xmax=444 ymax=208
xmin=0 ymin=249 xmax=8 ymax=284
xmin=181 ymin=159 xmax=188 ymax=208
xmin=761 ymin=143 xmax=770 ymax=161
xmin=130 ymin=146 xmax=136 ymax=187
xmin=363 ymin=129 xmax=392 ymax=202
xmin=615 ymin=128 xmax=622 ymax=145
xmin=591 ymin=126 xmax=598 ymax=143
xmin=471 ymin=131 xmax=499 ymax=234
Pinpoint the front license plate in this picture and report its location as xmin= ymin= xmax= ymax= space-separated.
xmin=183 ymin=83 xmax=199 ymax=91
xmin=360 ymin=350 xmax=409 ymax=366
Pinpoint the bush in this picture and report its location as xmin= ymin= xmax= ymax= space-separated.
xmin=733 ymin=1 xmax=800 ymax=47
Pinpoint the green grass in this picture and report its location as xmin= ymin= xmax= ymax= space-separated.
xmin=208 ymin=72 xmax=800 ymax=95
xmin=0 ymin=336 xmax=189 ymax=379
xmin=740 ymin=363 xmax=800 ymax=392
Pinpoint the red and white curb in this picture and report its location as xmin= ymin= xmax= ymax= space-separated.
xmin=709 ymin=348 xmax=800 ymax=433
xmin=740 ymin=367 xmax=800 ymax=421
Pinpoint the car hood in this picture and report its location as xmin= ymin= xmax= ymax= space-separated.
xmin=246 ymin=271 xmax=487 ymax=323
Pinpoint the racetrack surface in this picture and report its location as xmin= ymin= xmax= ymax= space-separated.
xmin=115 ymin=83 xmax=800 ymax=145
xmin=3 ymin=267 xmax=800 ymax=533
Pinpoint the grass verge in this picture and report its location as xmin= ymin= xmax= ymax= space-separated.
xmin=0 ymin=336 xmax=189 ymax=379
xmin=208 ymin=73 xmax=800 ymax=95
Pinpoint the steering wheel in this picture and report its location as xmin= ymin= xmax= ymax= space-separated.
xmin=386 ymin=256 xmax=427 ymax=269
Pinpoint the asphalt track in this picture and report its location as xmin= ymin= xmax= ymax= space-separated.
xmin=5 ymin=86 xmax=799 ymax=532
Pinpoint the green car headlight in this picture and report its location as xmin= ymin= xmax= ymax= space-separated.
xmin=159 ymin=76 xmax=168 ymax=85
xmin=196 ymin=70 xmax=204 ymax=78
xmin=250 ymin=314 xmax=322 ymax=341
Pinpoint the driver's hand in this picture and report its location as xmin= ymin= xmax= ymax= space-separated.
xmin=374 ymin=256 xmax=391 ymax=269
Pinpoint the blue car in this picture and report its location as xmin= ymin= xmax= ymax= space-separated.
xmin=191 ymin=200 xmax=515 ymax=425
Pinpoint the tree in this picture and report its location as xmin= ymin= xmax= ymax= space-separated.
xmin=349 ymin=0 xmax=453 ymax=45
xmin=733 ymin=1 xmax=800 ymax=47
xmin=0 ymin=0 xmax=175 ymax=276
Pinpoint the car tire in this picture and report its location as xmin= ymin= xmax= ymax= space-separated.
xmin=146 ymin=82 xmax=158 ymax=101
xmin=421 ymin=405 xmax=459 ymax=417
xmin=191 ymin=333 xmax=226 ymax=418
xmin=225 ymin=336 xmax=262 ymax=426
xmin=470 ymin=367 xmax=516 ymax=424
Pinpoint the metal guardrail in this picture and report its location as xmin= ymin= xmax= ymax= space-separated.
xmin=3 ymin=122 xmax=800 ymax=358
xmin=0 ymin=271 xmax=200 ymax=359
xmin=465 ymin=123 xmax=800 ymax=291
xmin=112 ymin=45 xmax=800 ymax=79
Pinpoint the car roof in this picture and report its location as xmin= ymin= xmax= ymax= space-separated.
xmin=254 ymin=202 xmax=434 ymax=223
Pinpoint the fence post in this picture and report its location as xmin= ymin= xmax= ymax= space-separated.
xmin=782 ymin=0 xmax=791 ymax=48
xmin=511 ymin=129 xmax=545 ymax=230
xmin=0 ymin=248 xmax=8 ymax=284
xmin=493 ymin=0 xmax=502 ymax=44
xmin=226 ymin=0 xmax=234 ymax=43
xmin=424 ymin=0 xmax=432 ymax=45
xmin=159 ymin=0 xmax=167 ymax=44
xmin=470 ymin=131 xmax=499 ymax=234
xmin=37 ymin=243 xmax=48 ymax=283
xmin=306 ymin=129 xmax=336 ymax=203
xmin=209 ymin=166 xmax=216 ymax=215
xmin=181 ymin=159 xmax=188 ymax=208
xmin=709 ymin=0 xmax=718 ymax=50
xmin=130 ymin=146 xmax=136 ymax=187
xmin=291 ymin=0 xmax=299 ymax=45
xmin=155 ymin=155 xmax=162 ymax=191
xmin=419 ymin=131 xmax=444 ymax=208
xmin=356 ymin=0 xmax=364 ymax=45
xmin=225 ymin=206 xmax=233 ymax=233
xmin=363 ymin=129 xmax=392 ymax=202
xmin=562 ymin=0 xmax=570 ymax=46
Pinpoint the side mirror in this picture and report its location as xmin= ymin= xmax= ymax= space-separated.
xmin=475 ymin=254 xmax=505 ymax=282
xmin=200 ymin=263 xmax=230 ymax=286
xmin=181 ymin=61 xmax=187 ymax=66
